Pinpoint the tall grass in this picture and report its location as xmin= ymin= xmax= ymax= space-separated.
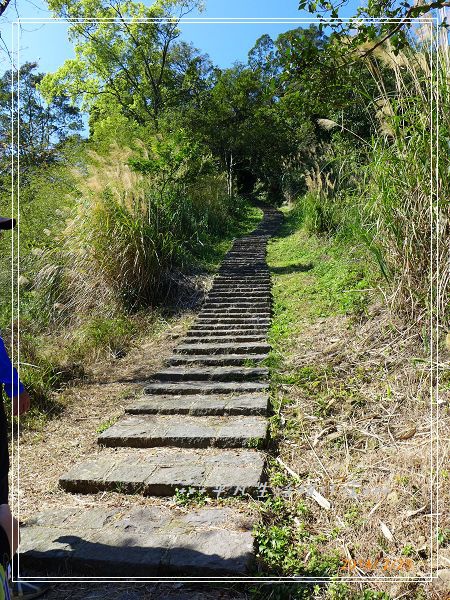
xmin=61 ymin=144 xmax=246 ymax=314
xmin=293 ymin=35 xmax=449 ymax=329
xmin=359 ymin=39 xmax=449 ymax=327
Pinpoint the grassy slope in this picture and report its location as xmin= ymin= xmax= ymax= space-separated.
xmin=249 ymin=208 xmax=445 ymax=600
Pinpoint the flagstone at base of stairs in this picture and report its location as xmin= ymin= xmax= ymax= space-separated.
xmin=59 ymin=447 xmax=266 ymax=495
xmin=19 ymin=505 xmax=255 ymax=576
xmin=97 ymin=414 xmax=268 ymax=448
xmin=126 ymin=392 xmax=269 ymax=416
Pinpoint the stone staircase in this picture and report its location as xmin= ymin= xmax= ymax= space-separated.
xmin=20 ymin=205 xmax=282 ymax=577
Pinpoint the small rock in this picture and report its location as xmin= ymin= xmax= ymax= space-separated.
xmin=435 ymin=569 xmax=450 ymax=593
xmin=387 ymin=491 xmax=399 ymax=504
xmin=18 ymin=275 xmax=30 ymax=288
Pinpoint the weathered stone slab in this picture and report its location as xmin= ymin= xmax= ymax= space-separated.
xmin=203 ymin=298 xmax=271 ymax=308
xmin=175 ymin=342 xmax=271 ymax=355
xmin=190 ymin=326 xmax=269 ymax=333
xmin=207 ymin=292 xmax=271 ymax=298
xmin=60 ymin=447 xmax=265 ymax=496
xmin=200 ymin=310 xmax=272 ymax=317
xmin=196 ymin=318 xmax=271 ymax=325
xmin=185 ymin=335 xmax=267 ymax=344
xmin=211 ymin=286 xmax=271 ymax=292
xmin=20 ymin=506 xmax=254 ymax=576
xmin=187 ymin=328 xmax=267 ymax=336
xmin=98 ymin=414 xmax=268 ymax=448
xmin=213 ymin=280 xmax=270 ymax=285
xmin=203 ymin=302 xmax=271 ymax=309
xmin=168 ymin=354 xmax=267 ymax=366
xmin=143 ymin=380 xmax=269 ymax=395
xmin=202 ymin=303 xmax=271 ymax=309
xmin=126 ymin=392 xmax=269 ymax=415
xmin=152 ymin=366 xmax=268 ymax=382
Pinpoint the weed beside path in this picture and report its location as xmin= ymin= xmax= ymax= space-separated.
xmin=252 ymin=208 xmax=449 ymax=599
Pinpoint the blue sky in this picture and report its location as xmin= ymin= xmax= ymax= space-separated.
xmin=3 ymin=0 xmax=361 ymax=74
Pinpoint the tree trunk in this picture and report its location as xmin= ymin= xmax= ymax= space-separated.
xmin=226 ymin=151 xmax=234 ymax=198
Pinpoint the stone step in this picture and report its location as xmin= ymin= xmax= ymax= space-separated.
xmin=224 ymin=259 xmax=266 ymax=263
xmin=98 ymin=414 xmax=268 ymax=449
xmin=200 ymin=308 xmax=272 ymax=315
xmin=203 ymin=299 xmax=271 ymax=307
xmin=210 ymin=282 xmax=271 ymax=286
xmin=59 ymin=447 xmax=266 ymax=496
xmin=199 ymin=314 xmax=271 ymax=321
xmin=151 ymin=366 xmax=268 ymax=382
xmin=213 ymin=277 xmax=270 ymax=283
xmin=168 ymin=354 xmax=267 ymax=367
xmin=189 ymin=326 xmax=268 ymax=334
xmin=221 ymin=264 xmax=267 ymax=268
xmin=126 ymin=392 xmax=269 ymax=415
xmin=196 ymin=318 xmax=271 ymax=325
xmin=211 ymin=286 xmax=271 ymax=292
xmin=189 ymin=324 xmax=268 ymax=330
xmin=194 ymin=318 xmax=270 ymax=324
xmin=213 ymin=275 xmax=269 ymax=278
xmin=228 ymin=254 xmax=269 ymax=257
xmin=222 ymin=256 xmax=266 ymax=260
xmin=219 ymin=256 xmax=269 ymax=264
xmin=208 ymin=291 xmax=271 ymax=296
xmin=224 ymin=258 xmax=266 ymax=262
xmin=186 ymin=335 xmax=266 ymax=344
xmin=217 ymin=275 xmax=270 ymax=280
xmin=193 ymin=324 xmax=270 ymax=331
xmin=224 ymin=251 xmax=265 ymax=253
xmin=187 ymin=329 xmax=268 ymax=337
xmin=143 ymin=380 xmax=269 ymax=395
xmin=212 ymin=280 xmax=270 ymax=285
xmin=206 ymin=297 xmax=270 ymax=304
xmin=218 ymin=269 xmax=267 ymax=274
xmin=175 ymin=342 xmax=271 ymax=355
xmin=207 ymin=296 xmax=271 ymax=301
xmin=207 ymin=287 xmax=271 ymax=292
xmin=213 ymin=285 xmax=269 ymax=290
xmin=205 ymin=297 xmax=271 ymax=302
xmin=218 ymin=270 xmax=270 ymax=274
xmin=212 ymin=282 xmax=270 ymax=286
xmin=20 ymin=505 xmax=255 ymax=576
xmin=203 ymin=302 xmax=271 ymax=309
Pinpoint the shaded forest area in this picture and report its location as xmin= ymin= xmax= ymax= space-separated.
xmin=0 ymin=0 xmax=448 ymax=464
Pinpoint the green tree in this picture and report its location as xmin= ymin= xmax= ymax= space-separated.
xmin=40 ymin=0 xmax=210 ymax=136
xmin=297 ymin=0 xmax=449 ymax=56
xmin=0 ymin=61 xmax=82 ymax=192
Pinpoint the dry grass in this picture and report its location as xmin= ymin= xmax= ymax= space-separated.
xmin=272 ymin=302 xmax=449 ymax=597
xmin=41 ymin=581 xmax=249 ymax=599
